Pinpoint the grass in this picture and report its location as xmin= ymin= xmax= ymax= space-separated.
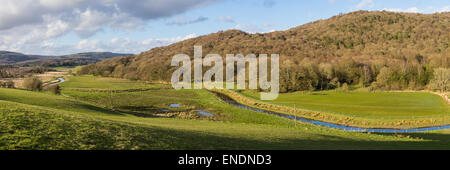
xmin=216 ymin=90 xmax=450 ymax=129
xmin=240 ymin=90 xmax=449 ymax=118
xmin=51 ymin=66 xmax=77 ymax=72
xmin=60 ymin=75 xmax=169 ymax=90
xmin=0 ymin=75 xmax=449 ymax=149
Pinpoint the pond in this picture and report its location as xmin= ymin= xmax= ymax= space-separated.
xmin=169 ymin=104 xmax=181 ymax=108
xmin=196 ymin=110 xmax=214 ymax=117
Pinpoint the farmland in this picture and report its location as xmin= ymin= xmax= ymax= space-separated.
xmin=220 ymin=89 xmax=449 ymax=129
xmin=239 ymin=90 xmax=449 ymax=118
xmin=0 ymin=74 xmax=449 ymax=150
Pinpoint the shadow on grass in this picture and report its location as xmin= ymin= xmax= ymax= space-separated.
xmin=374 ymin=132 xmax=450 ymax=143
xmin=74 ymin=102 xmax=124 ymax=115
xmin=140 ymin=127 xmax=450 ymax=150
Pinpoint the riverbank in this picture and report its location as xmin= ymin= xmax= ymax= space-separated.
xmin=212 ymin=89 xmax=449 ymax=129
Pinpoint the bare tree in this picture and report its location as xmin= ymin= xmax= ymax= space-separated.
xmin=23 ymin=77 xmax=42 ymax=91
xmin=430 ymin=68 xmax=449 ymax=92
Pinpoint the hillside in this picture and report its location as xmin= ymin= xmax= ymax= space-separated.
xmin=0 ymin=51 xmax=41 ymax=64
xmin=80 ymin=11 xmax=449 ymax=92
xmin=62 ymin=52 xmax=133 ymax=60
xmin=0 ymin=51 xmax=132 ymax=66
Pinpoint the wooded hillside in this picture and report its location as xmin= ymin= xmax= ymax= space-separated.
xmin=79 ymin=11 xmax=450 ymax=92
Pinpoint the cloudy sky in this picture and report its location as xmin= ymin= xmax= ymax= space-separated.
xmin=0 ymin=0 xmax=449 ymax=55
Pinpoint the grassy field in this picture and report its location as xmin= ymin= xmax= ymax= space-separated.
xmin=239 ymin=90 xmax=449 ymax=118
xmin=61 ymin=75 xmax=169 ymax=90
xmin=218 ymin=90 xmax=449 ymax=129
xmin=0 ymin=75 xmax=449 ymax=150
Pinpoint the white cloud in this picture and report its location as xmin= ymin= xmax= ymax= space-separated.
xmin=384 ymin=6 xmax=450 ymax=13
xmin=141 ymin=33 xmax=197 ymax=46
xmin=263 ymin=23 xmax=274 ymax=28
xmin=46 ymin=33 xmax=198 ymax=55
xmin=0 ymin=1 xmax=43 ymax=30
xmin=439 ymin=6 xmax=450 ymax=12
xmin=39 ymin=0 xmax=89 ymax=10
xmin=76 ymin=39 xmax=101 ymax=50
xmin=354 ymin=0 xmax=375 ymax=10
xmin=234 ymin=24 xmax=276 ymax=34
xmin=217 ymin=16 xmax=234 ymax=23
xmin=167 ymin=16 xmax=208 ymax=26
xmin=384 ymin=7 xmax=422 ymax=13
xmin=234 ymin=24 xmax=262 ymax=33
xmin=74 ymin=9 xmax=112 ymax=37
xmin=1 ymin=33 xmax=198 ymax=55
xmin=0 ymin=0 xmax=218 ymax=55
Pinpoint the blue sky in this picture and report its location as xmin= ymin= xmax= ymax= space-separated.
xmin=0 ymin=0 xmax=448 ymax=55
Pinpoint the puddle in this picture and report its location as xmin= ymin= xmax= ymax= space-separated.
xmin=170 ymin=104 xmax=181 ymax=108
xmin=196 ymin=110 xmax=214 ymax=117
xmin=214 ymin=92 xmax=450 ymax=133
xmin=58 ymin=77 xmax=65 ymax=83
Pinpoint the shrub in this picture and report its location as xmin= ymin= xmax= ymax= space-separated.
xmin=23 ymin=77 xmax=42 ymax=91
xmin=339 ymin=83 xmax=349 ymax=92
xmin=46 ymin=84 xmax=61 ymax=95
xmin=0 ymin=80 xmax=14 ymax=88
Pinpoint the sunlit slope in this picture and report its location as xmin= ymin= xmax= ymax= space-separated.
xmin=0 ymin=89 xmax=448 ymax=150
xmin=78 ymin=11 xmax=450 ymax=83
xmin=0 ymin=75 xmax=449 ymax=149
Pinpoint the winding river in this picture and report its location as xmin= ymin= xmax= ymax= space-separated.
xmin=58 ymin=77 xmax=65 ymax=83
xmin=214 ymin=92 xmax=450 ymax=133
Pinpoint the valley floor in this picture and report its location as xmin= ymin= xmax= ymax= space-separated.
xmin=0 ymin=74 xmax=448 ymax=150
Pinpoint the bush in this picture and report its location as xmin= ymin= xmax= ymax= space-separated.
xmin=339 ymin=83 xmax=349 ymax=92
xmin=46 ymin=84 xmax=61 ymax=95
xmin=23 ymin=77 xmax=42 ymax=91
xmin=0 ymin=80 xmax=14 ymax=88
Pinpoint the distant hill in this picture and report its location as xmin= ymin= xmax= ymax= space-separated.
xmin=76 ymin=11 xmax=450 ymax=91
xmin=62 ymin=52 xmax=133 ymax=60
xmin=0 ymin=51 xmax=132 ymax=66
xmin=0 ymin=51 xmax=41 ymax=64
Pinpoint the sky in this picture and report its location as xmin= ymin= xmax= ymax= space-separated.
xmin=0 ymin=0 xmax=449 ymax=56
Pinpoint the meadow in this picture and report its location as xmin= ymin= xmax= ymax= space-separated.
xmin=239 ymin=90 xmax=449 ymax=118
xmin=218 ymin=89 xmax=449 ymax=129
xmin=0 ymin=74 xmax=449 ymax=150
xmin=61 ymin=75 xmax=169 ymax=90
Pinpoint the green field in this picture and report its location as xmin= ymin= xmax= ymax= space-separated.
xmin=0 ymin=75 xmax=449 ymax=150
xmin=239 ymin=90 xmax=449 ymax=118
xmin=61 ymin=75 xmax=169 ymax=90
xmin=218 ymin=89 xmax=449 ymax=129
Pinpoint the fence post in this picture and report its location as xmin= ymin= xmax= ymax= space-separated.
xmin=294 ymin=104 xmax=297 ymax=127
